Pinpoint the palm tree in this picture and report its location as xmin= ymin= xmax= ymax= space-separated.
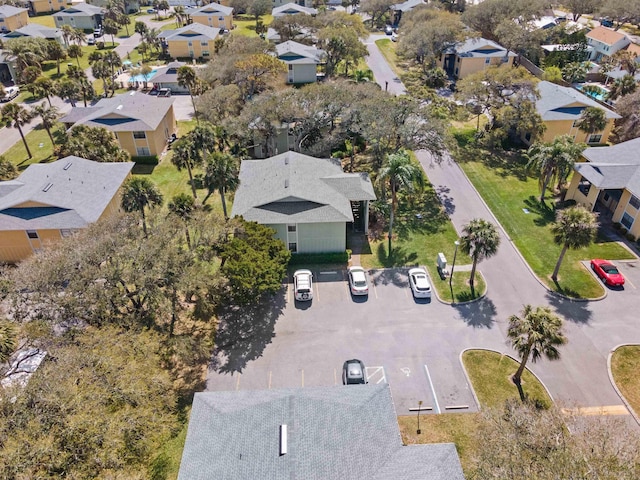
xmin=190 ymin=122 xmax=217 ymax=160
xmin=92 ymin=60 xmax=111 ymax=96
xmin=204 ymin=152 xmax=239 ymax=218
xmin=607 ymin=75 xmax=637 ymax=101
xmin=174 ymin=5 xmax=185 ymax=26
xmin=576 ymin=107 xmax=607 ymax=140
xmin=120 ymin=177 xmax=164 ymax=236
xmin=171 ymin=136 xmax=201 ymax=200
xmin=177 ymin=65 xmax=200 ymax=122
xmin=103 ymin=50 xmax=122 ymax=78
xmin=460 ymin=218 xmax=501 ymax=295
xmin=0 ymin=319 xmax=17 ymax=364
xmin=378 ymin=150 xmax=424 ymax=255
xmin=67 ymin=44 xmax=83 ymax=68
xmin=168 ymin=193 xmax=195 ymax=249
xmin=550 ymin=206 xmax=598 ymax=282
xmin=70 ymin=27 xmax=86 ymax=46
xmin=54 ymin=78 xmax=81 ymax=107
xmin=33 ymin=76 xmax=54 ymax=106
xmin=61 ymin=24 xmax=75 ymax=47
xmin=139 ymin=64 xmax=154 ymax=89
xmin=143 ymin=28 xmax=161 ymax=52
xmin=526 ymin=135 xmax=585 ymax=203
xmin=33 ymin=102 xmax=59 ymax=148
xmin=46 ymin=41 xmax=67 ymax=76
xmin=508 ymin=305 xmax=567 ymax=399
xmin=134 ymin=21 xmax=148 ymax=36
xmin=352 ymin=69 xmax=374 ymax=83
xmin=1 ymin=103 xmax=34 ymax=159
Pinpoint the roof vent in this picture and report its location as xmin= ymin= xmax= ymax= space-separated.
xmin=279 ymin=425 xmax=288 ymax=456
xmin=285 ymin=179 xmax=289 ymax=188
xmin=43 ymin=183 xmax=53 ymax=192
xmin=63 ymin=162 xmax=72 ymax=170
xmin=116 ymin=104 xmax=124 ymax=110
xmin=284 ymin=156 xmax=289 ymax=165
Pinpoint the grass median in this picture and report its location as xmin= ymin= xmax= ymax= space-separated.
xmin=611 ymin=345 xmax=640 ymax=416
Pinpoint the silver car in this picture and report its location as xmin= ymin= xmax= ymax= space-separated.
xmin=408 ymin=267 xmax=431 ymax=299
xmin=348 ymin=266 xmax=369 ymax=296
xmin=293 ymin=269 xmax=313 ymax=301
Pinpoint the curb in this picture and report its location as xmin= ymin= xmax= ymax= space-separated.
xmin=433 ymin=271 xmax=488 ymax=306
xmin=607 ymin=344 xmax=640 ymax=427
xmin=459 ymin=348 xmax=555 ymax=410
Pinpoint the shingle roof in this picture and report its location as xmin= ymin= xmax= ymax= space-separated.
xmin=0 ymin=5 xmax=27 ymax=17
xmin=59 ymin=91 xmax=175 ymax=132
xmin=160 ymin=22 xmax=220 ymax=42
xmin=231 ymin=152 xmax=376 ymax=225
xmin=276 ymin=40 xmax=325 ymax=64
xmin=586 ymin=26 xmax=628 ymax=46
xmin=189 ymin=3 xmax=233 ymax=16
xmin=3 ymin=24 xmax=62 ymax=40
xmin=150 ymin=61 xmax=185 ymax=83
xmin=535 ymin=81 xmax=620 ymax=121
xmin=0 ymin=156 xmax=133 ymax=231
xmin=448 ymin=37 xmax=517 ymax=58
xmin=178 ymin=384 xmax=465 ymax=480
xmin=56 ymin=2 xmax=104 ymax=16
xmin=272 ymin=2 xmax=317 ymax=16
xmin=391 ymin=0 xmax=425 ymax=12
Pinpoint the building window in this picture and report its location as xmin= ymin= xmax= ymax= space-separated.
xmin=287 ymin=224 xmax=296 ymax=232
xmin=60 ymin=229 xmax=72 ymax=237
xmin=133 ymin=131 xmax=146 ymax=139
xmin=587 ymin=134 xmax=602 ymax=144
xmin=201 ymin=41 xmax=208 ymax=46
xmin=578 ymin=179 xmax=591 ymax=196
xmin=27 ymin=230 xmax=38 ymax=239
xmin=288 ymin=242 xmax=297 ymax=252
xmin=188 ymin=41 xmax=193 ymax=46
xmin=288 ymin=64 xmax=293 ymax=71
xmin=485 ymin=58 xmax=490 ymax=64
xmin=629 ymin=195 xmax=640 ymax=210
xmin=202 ymin=51 xmax=210 ymax=56
xmin=57 ymin=16 xmax=62 ymax=21
xmin=621 ymin=212 xmax=634 ymax=230
xmin=136 ymin=146 xmax=151 ymax=156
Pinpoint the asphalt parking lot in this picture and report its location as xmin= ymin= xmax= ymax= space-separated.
xmin=584 ymin=259 xmax=640 ymax=294
xmin=207 ymin=267 xmax=480 ymax=414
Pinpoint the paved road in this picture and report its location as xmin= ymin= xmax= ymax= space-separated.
xmin=364 ymin=34 xmax=405 ymax=95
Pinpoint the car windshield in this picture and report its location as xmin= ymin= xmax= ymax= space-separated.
xmin=348 ymin=366 xmax=362 ymax=378
xmin=297 ymin=288 xmax=309 ymax=293
xmin=603 ymin=265 xmax=619 ymax=274
xmin=352 ymin=271 xmax=366 ymax=286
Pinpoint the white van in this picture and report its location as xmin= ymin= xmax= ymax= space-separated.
xmin=1 ymin=86 xmax=19 ymax=102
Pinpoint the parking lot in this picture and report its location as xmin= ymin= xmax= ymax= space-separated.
xmin=207 ymin=267 xmax=481 ymax=414
xmin=584 ymin=259 xmax=640 ymax=294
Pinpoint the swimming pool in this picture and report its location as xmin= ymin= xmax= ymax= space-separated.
xmin=128 ymin=68 xmax=158 ymax=83
xmin=575 ymin=84 xmax=609 ymax=102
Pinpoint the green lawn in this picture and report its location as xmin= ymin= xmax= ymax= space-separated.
xmin=40 ymin=44 xmax=119 ymax=81
xmin=454 ymin=136 xmax=634 ymax=298
xmin=232 ymin=14 xmax=273 ymax=37
xmin=611 ymin=346 xmax=640 ymax=416
xmin=3 ymin=124 xmax=62 ymax=169
xmin=151 ymin=417 xmax=189 ymax=480
xmin=375 ymin=38 xmax=403 ymax=78
xmin=462 ymin=350 xmax=553 ymax=409
xmin=27 ymin=14 xmax=56 ymax=28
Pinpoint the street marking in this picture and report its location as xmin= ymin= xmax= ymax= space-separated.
xmin=372 ymin=281 xmax=378 ymax=299
xmin=409 ymin=406 xmax=433 ymax=411
xmin=320 ymin=271 xmax=338 ymax=275
xmin=625 ymin=276 xmax=636 ymax=289
xmin=301 ymin=369 xmax=304 ymax=387
xmin=445 ymin=405 xmax=469 ymax=410
xmin=334 ymin=368 xmax=337 ymax=385
xmin=315 ymin=276 xmax=320 ymax=302
xmin=400 ymin=367 xmax=411 ymax=377
xmin=287 ymin=283 xmax=291 ymax=304
xmin=562 ymin=405 xmax=629 ymax=416
xmin=235 ymin=373 xmax=241 ymax=391
xmin=423 ymin=364 xmax=440 ymax=414
xmin=366 ymin=366 xmax=387 ymax=384
xmin=268 ymin=371 xmax=272 ymax=389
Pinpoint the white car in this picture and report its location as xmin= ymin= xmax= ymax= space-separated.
xmin=408 ymin=267 xmax=431 ymax=299
xmin=1 ymin=86 xmax=19 ymax=102
xmin=348 ymin=266 xmax=369 ymax=296
xmin=293 ymin=269 xmax=313 ymax=301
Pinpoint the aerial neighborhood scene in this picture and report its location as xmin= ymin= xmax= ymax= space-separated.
xmin=2 ymin=0 xmax=640 ymax=477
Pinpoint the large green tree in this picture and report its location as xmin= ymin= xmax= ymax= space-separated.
xmin=120 ymin=177 xmax=164 ymax=235
xmin=526 ymin=135 xmax=585 ymax=203
xmin=32 ymin=102 xmax=59 ymax=148
xmin=204 ymin=152 xmax=240 ymax=219
xmin=378 ymin=150 xmax=425 ymax=255
xmin=172 ymin=136 xmax=202 ymax=200
xmin=507 ymin=305 xmax=567 ymax=397
xmin=168 ymin=193 xmax=195 ymax=249
xmin=575 ymin=106 xmax=607 ymax=139
xmin=550 ymin=205 xmax=598 ymax=282
xmin=460 ymin=218 xmax=501 ymax=295
xmin=58 ymin=125 xmax=129 ymax=163
xmin=611 ymin=90 xmax=640 ymax=143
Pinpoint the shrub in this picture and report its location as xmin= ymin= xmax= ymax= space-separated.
xmin=620 ymin=227 xmax=628 ymax=235
xmin=132 ymin=155 xmax=158 ymax=165
xmin=626 ymin=233 xmax=636 ymax=242
xmin=289 ymin=251 xmax=349 ymax=265
xmin=613 ymin=222 xmax=622 ymax=230
xmin=97 ymin=41 xmax=105 ymax=49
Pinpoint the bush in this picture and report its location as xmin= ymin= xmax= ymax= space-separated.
xmin=132 ymin=155 xmax=159 ymax=165
xmin=97 ymin=41 xmax=105 ymax=49
xmin=613 ymin=222 xmax=622 ymax=230
xmin=620 ymin=227 xmax=628 ymax=235
xmin=288 ymin=251 xmax=349 ymax=265
xmin=626 ymin=233 xmax=636 ymax=242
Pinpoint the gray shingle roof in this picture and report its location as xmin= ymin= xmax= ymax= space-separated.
xmin=160 ymin=23 xmax=220 ymax=42
xmin=276 ymin=40 xmax=325 ymax=64
xmin=3 ymin=24 xmax=63 ymax=40
xmin=447 ymin=37 xmax=517 ymax=58
xmin=149 ymin=61 xmax=185 ymax=84
xmin=391 ymin=0 xmax=425 ymax=12
xmin=178 ymin=384 xmax=465 ymax=480
xmin=0 ymin=156 xmax=133 ymax=231
xmin=56 ymin=2 xmax=104 ymax=16
xmin=59 ymin=91 xmax=175 ymax=132
xmin=189 ymin=3 xmax=233 ymax=16
xmin=0 ymin=5 xmax=27 ymax=17
xmin=272 ymin=2 xmax=318 ymax=16
xmin=231 ymin=152 xmax=376 ymax=225
xmin=536 ymin=81 xmax=621 ymax=121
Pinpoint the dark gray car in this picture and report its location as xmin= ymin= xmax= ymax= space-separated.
xmin=342 ymin=359 xmax=367 ymax=385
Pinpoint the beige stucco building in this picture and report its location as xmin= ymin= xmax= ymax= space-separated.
xmin=60 ymin=92 xmax=177 ymax=157
xmin=188 ymin=3 xmax=233 ymax=30
xmin=0 ymin=5 xmax=28 ymax=33
xmin=0 ymin=157 xmax=134 ymax=264
xmin=160 ymin=23 xmax=221 ymax=60
xmin=439 ymin=38 xmax=517 ymax=80
xmin=23 ymin=0 xmax=66 ymax=15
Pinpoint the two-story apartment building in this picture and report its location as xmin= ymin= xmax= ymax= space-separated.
xmin=439 ymin=38 xmax=517 ymax=79
xmin=54 ymin=3 xmax=104 ymax=31
xmin=0 ymin=5 xmax=28 ymax=33
xmin=159 ymin=23 xmax=221 ymax=60
xmin=188 ymin=3 xmax=233 ymax=30
xmin=22 ymin=0 xmax=67 ymax=15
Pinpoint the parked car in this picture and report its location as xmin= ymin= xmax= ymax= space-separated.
xmin=147 ymin=8 xmax=156 ymax=13
xmin=348 ymin=266 xmax=369 ymax=295
xmin=293 ymin=269 xmax=313 ymax=301
xmin=384 ymin=25 xmax=393 ymax=35
xmin=590 ymin=259 xmax=625 ymax=287
xmin=408 ymin=267 xmax=431 ymax=298
xmin=599 ymin=17 xmax=614 ymax=27
xmin=342 ymin=359 xmax=367 ymax=385
xmin=1 ymin=86 xmax=19 ymax=102
xmin=87 ymin=36 xmax=96 ymax=45
xmin=93 ymin=27 xmax=102 ymax=37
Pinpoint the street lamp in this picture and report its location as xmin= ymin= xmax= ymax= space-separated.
xmin=417 ymin=400 xmax=423 ymax=434
xmin=449 ymin=240 xmax=460 ymax=296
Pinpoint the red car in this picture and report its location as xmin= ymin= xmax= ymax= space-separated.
xmin=590 ymin=259 xmax=625 ymax=287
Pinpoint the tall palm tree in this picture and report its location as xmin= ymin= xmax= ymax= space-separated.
xmin=120 ymin=177 xmax=164 ymax=236
xmin=174 ymin=5 xmax=185 ymax=26
xmin=576 ymin=107 xmax=607 ymax=140
xmin=67 ymin=44 xmax=83 ymax=68
xmin=526 ymin=135 xmax=585 ymax=203
xmin=1 ymin=102 xmax=33 ymax=159
xmin=33 ymin=76 xmax=54 ymax=106
xmin=143 ymin=28 xmax=161 ymax=52
xmin=171 ymin=136 xmax=201 ymax=200
xmin=168 ymin=193 xmax=195 ymax=249
xmin=103 ymin=50 xmax=122 ymax=78
xmin=54 ymin=78 xmax=81 ymax=107
xmin=190 ymin=122 xmax=217 ymax=160
xmin=61 ymin=24 xmax=75 ymax=47
xmin=0 ymin=319 xmax=17 ymax=364
xmin=92 ymin=60 xmax=111 ymax=96
xmin=378 ymin=150 xmax=424 ymax=255
xmin=607 ymin=74 xmax=637 ymax=101
xmin=460 ymin=218 xmax=501 ymax=295
xmin=507 ymin=304 xmax=567 ymax=399
xmin=550 ymin=206 xmax=598 ymax=282
xmin=70 ymin=27 xmax=86 ymax=46
xmin=204 ymin=152 xmax=239 ymax=218
xmin=46 ymin=41 xmax=67 ymax=76
xmin=177 ymin=65 xmax=200 ymax=122
xmin=33 ymin=102 xmax=59 ymax=148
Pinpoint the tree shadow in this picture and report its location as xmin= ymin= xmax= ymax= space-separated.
xmin=376 ymin=243 xmax=417 ymax=268
xmin=549 ymin=279 xmax=583 ymax=301
xmin=370 ymin=267 xmax=409 ymax=288
xmin=209 ymin=289 xmax=286 ymax=374
xmin=453 ymin=297 xmax=497 ymax=328
xmin=132 ymin=164 xmax=156 ymax=174
xmin=545 ymin=290 xmax=593 ymax=324
xmin=522 ymin=196 xmax=556 ymax=227
xmin=394 ymin=188 xmax=451 ymax=239
xmin=347 ymin=231 xmax=372 ymax=255
xmin=435 ymin=184 xmax=455 ymax=215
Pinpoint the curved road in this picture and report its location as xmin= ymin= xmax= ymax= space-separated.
xmin=365 ymin=39 xmax=640 ymax=417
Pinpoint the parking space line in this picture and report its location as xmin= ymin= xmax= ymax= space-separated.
xmin=372 ymin=281 xmax=378 ymax=299
xmin=423 ymin=364 xmax=440 ymax=414
xmin=287 ymin=282 xmax=291 ymax=304
xmin=235 ymin=373 xmax=241 ymax=391
xmin=626 ymin=276 xmax=636 ymax=289
xmin=268 ymin=371 xmax=272 ymax=389
xmin=315 ymin=274 xmax=321 ymax=301
xmin=334 ymin=368 xmax=337 ymax=385
xmin=366 ymin=366 xmax=387 ymax=384
xmin=301 ymin=369 xmax=304 ymax=387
